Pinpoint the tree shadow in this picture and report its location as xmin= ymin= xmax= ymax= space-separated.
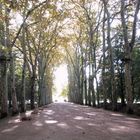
xmin=0 ymin=103 xmax=140 ymax=140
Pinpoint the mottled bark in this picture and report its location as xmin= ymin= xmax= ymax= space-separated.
xmin=20 ymin=57 xmax=26 ymax=112
xmin=30 ymin=74 xmax=36 ymax=109
xmin=0 ymin=61 xmax=8 ymax=118
xmin=120 ymin=0 xmax=140 ymax=113
xmin=5 ymin=6 xmax=19 ymax=115
xmin=0 ymin=5 xmax=8 ymax=118
xmin=10 ymin=57 xmax=18 ymax=115
xmin=102 ymin=8 xmax=107 ymax=109
xmin=20 ymin=10 xmax=27 ymax=112
xmin=103 ymin=0 xmax=116 ymax=111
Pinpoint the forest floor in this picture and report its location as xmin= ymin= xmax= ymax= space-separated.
xmin=0 ymin=102 xmax=140 ymax=140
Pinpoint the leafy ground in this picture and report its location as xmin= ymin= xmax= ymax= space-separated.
xmin=0 ymin=103 xmax=140 ymax=140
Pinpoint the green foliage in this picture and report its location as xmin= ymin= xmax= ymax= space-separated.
xmin=61 ymin=86 xmax=68 ymax=98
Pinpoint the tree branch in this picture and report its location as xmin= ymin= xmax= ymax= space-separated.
xmin=11 ymin=0 xmax=49 ymax=48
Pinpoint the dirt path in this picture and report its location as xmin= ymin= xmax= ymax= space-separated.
xmin=0 ymin=103 xmax=140 ymax=140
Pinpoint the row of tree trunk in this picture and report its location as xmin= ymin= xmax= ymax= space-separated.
xmin=67 ymin=0 xmax=140 ymax=114
xmin=0 ymin=2 xmax=53 ymax=118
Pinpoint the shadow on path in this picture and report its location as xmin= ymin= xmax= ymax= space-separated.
xmin=0 ymin=103 xmax=140 ymax=140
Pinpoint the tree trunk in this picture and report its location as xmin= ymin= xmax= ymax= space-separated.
xmin=38 ymin=57 xmax=46 ymax=106
xmin=103 ymin=0 xmax=117 ymax=111
xmin=20 ymin=20 xmax=26 ymax=112
xmin=30 ymin=73 xmax=36 ymax=109
xmin=120 ymin=0 xmax=140 ymax=113
xmin=124 ymin=56 xmax=133 ymax=113
xmin=20 ymin=57 xmax=26 ymax=112
xmin=10 ymin=57 xmax=18 ymax=115
xmin=95 ymin=76 xmax=99 ymax=107
xmin=0 ymin=61 xmax=8 ymax=118
xmin=84 ymin=50 xmax=88 ymax=105
xmin=88 ymin=77 xmax=92 ymax=106
xmin=120 ymin=65 xmax=125 ymax=106
xmin=91 ymin=60 xmax=96 ymax=107
xmin=0 ymin=5 xmax=8 ymax=118
xmin=80 ymin=49 xmax=84 ymax=105
xmin=84 ymin=77 xmax=88 ymax=105
xmin=102 ymin=7 xmax=107 ymax=109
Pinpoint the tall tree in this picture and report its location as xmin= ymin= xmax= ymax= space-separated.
xmin=0 ymin=4 xmax=8 ymax=118
xmin=120 ymin=0 xmax=140 ymax=113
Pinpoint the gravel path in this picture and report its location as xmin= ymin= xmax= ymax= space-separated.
xmin=0 ymin=102 xmax=140 ymax=140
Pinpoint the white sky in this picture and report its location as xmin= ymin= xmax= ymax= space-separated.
xmin=53 ymin=64 xmax=68 ymax=98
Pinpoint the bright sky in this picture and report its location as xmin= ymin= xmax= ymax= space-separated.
xmin=53 ymin=64 xmax=68 ymax=101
